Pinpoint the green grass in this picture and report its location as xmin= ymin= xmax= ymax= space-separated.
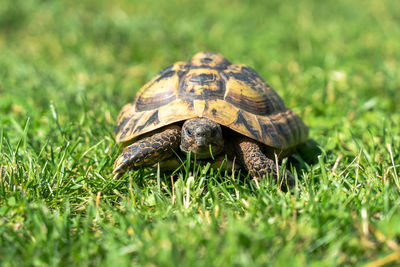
xmin=1 ymin=0 xmax=400 ymax=266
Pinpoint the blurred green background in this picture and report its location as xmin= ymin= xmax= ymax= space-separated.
xmin=1 ymin=0 xmax=400 ymax=266
xmin=2 ymin=0 xmax=399 ymax=125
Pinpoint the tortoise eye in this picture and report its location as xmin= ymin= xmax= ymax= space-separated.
xmin=185 ymin=128 xmax=193 ymax=137
xmin=211 ymin=128 xmax=220 ymax=137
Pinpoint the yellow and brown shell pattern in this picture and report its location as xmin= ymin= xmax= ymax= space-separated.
xmin=115 ymin=52 xmax=308 ymax=151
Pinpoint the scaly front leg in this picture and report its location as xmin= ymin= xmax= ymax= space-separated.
xmin=234 ymin=136 xmax=295 ymax=189
xmin=113 ymin=125 xmax=181 ymax=175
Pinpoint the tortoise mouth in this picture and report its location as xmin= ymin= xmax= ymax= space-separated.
xmin=180 ymin=143 xmax=223 ymax=159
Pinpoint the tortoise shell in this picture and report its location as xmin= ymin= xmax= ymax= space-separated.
xmin=115 ymin=52 xmax=308 ymax=150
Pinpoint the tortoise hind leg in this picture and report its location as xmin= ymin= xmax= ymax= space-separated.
xmin=234 ymin=136 xmax=295 ymax=189
xmin=113 ymin=125 xmax=181 ymax=175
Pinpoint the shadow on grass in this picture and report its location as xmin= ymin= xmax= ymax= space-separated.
xmin=289 ymin=138 xmax=323 ymax=172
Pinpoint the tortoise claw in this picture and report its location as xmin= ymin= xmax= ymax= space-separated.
xmin=112 ymin=155 xmax=128 ymax=174
xmin=112 ymin=147 xmax=136 ymax=174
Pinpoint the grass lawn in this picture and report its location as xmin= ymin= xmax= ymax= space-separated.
xmin=1 ymin=0 xmax=400 ymax=266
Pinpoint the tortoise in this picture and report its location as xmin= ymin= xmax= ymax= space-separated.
xmin=113 ymin=52 xmax=308 ymax=187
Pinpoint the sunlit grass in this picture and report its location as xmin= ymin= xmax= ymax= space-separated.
xmin=1 ymin=0 xmax=400 ymax=266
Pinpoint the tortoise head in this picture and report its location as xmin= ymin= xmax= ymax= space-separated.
xmin=180 ymin=118 xmax=224 ymax=159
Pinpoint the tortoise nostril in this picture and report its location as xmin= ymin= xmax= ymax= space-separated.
xmin=195 ymin=129 xmax=207 ymax=138
xmin=196 ymin=132 xmax=205 ymax=137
